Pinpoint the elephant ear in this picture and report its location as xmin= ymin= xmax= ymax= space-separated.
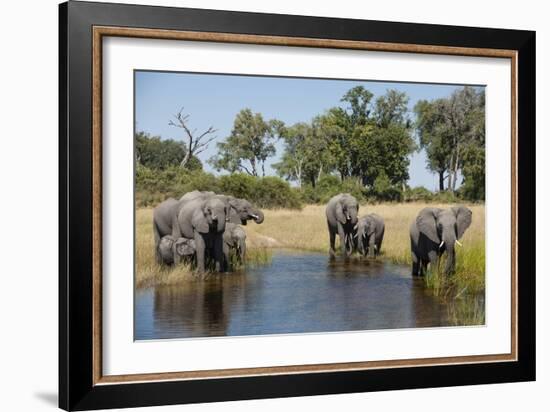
xmin=192 ymin=208 xmax=210 ymax=234
xmin=365 ymin=216 xmax=376 ymax=236
xmin=335 ymin=199 xmax=346 ymax=224
xmin=416 ymin=208 xmax=441 ymax=244
xmin=452 ymin=206 xmax=472 ymax=239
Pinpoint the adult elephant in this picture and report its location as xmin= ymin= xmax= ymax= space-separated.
xmin=356 ymin=213 xmax=385 ymax=258
xmin=179 ymin=191 xmax=264 ymax=226
xmin=410 ymin=206 xmax=472 ymax=276
xmin=325 ymin=193 xmax=359 ymax=258
xmin=153 ymin=196 xmax=228 ymax=272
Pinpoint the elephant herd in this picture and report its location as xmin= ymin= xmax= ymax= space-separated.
xmin=152 ymin=190 xmax=472 ymax=277
xmin=326 ymin=193 xmax=473 ymax=276
xmin=153 ymin=191 xmax=264 ymax=273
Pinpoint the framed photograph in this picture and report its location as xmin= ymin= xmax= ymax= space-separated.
xmin=59 ymin=1 xmax=535 ymax=410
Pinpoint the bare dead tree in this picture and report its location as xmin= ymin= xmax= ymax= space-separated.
xmin=168 ymin=107 xmax=217 ymax=168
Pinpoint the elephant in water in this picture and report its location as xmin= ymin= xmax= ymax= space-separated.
xmin=325 ymin=193 xmax=359 ymax=258
xmin=180 ymin=191 xmax=264 ymax=225
xmin=153 ymin=196 xmax=228 ymax=272
xmin=410 ymin=206 xmax=472 ymax=276
xmin=356 ymin=213 xmax=385 ymax=258
xmin=157 ymin=235 xmax=196 ymax=266
xmin=222 ymin=223 xmax=247 ymax=270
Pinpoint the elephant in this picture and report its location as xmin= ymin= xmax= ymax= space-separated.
xmin=356 ymin=213 xmax=385 ymax=258
xmin=157 ymin=235 xmax=196 ymax=265
xmin=222 ymin=223 xmax=247 ymax=270
xmin=325 ymin=193 xmax=359 ymax=258
xmin=179 ymin=191 xmax=264 ymax=226
xmin=153 ymin=196 xmax=228 ymax=272
xmin=410 ymin=206 xmax=472 ymax=276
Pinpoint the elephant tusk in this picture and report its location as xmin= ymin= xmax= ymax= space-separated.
xmin=455 ymin=240 xmax=463 ymax=247
xmin=250 ymin=214 xmax=259 ymax=219
xmin=353 ymin=233 xmax=358 ymax=238
xmin=353 ymin=224 xmax=358 ymax=230
xmin=439 ymin=241 xmax=445 ymax=248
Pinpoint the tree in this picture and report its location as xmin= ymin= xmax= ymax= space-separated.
xmin=168 ymin=107 xmax=217 ymax=168
xmin=273 ymin=118 xmax=335 ymax=187
xmin=323 ymin=87 xmax=414 ymax=188
xmin=135 ymin=131 xmax=202 ymax=171
xmin=210 ymin=109 xmax=283 ymax=177
xmin=415 ymin=86 xmax=485 ymax=196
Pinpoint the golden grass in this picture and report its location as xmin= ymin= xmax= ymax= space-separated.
xmin=136 ymin=203 xmax=485 ymax=294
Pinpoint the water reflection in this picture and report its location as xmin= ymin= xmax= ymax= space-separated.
xmin=135 ymin=251 xmax=474 ymax=340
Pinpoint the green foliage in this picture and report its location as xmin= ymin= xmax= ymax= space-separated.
xmin=135 ymin=131 xmax=202 ymax=171
xmin=273 ymin=120 xmax=334 ymax=187
xmin=403 ymin=186 xmax=434 ymax=202
xmin=209 ymin=109 xmax=282 ymax=177
xmin=135 ymin=165 xmax=220 ymax=206
xmin=218 ymin=173 xmax=258 ymax=200
xmin=370 ymin=171 xmax=403 ymax=201
xmin=254 ymin=176 xmax=302 ymax=209
xmin=415 ymin=86 xmax=485 ymax=199
xmin=136 ymin=168 xmax=301 ymax=209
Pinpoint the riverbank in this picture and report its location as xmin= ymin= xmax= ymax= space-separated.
xmin=244 ymin=203 xmax=485 ymax=295
xmin=136 ymin=202 xmax=485 ymax=295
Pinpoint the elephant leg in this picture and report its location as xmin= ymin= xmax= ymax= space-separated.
xmin=194 ymin=232 xmax=206 ymax=273
xmin=337 ymin=224 xmax=347 ymax=257
xmin=329 ymin=228 xmax=336 ymax=258
xmin=222 ymin=243 xmax=230 ymax=271
xmin=153 ymin=222 xmax=163 ymax=265
xmin=213 ymin=235 xmax=224 ymax=272
xmin=411 ymin=250 xmax=419 ymax=276
xmin=368 ymin=235 xmax=376 ymax=258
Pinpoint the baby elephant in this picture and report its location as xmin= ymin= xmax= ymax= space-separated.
xmin=158 ymin=235 xmax=196 ymax=266
xmin=356 ymin=214 xmax=385 ymax=258
xmin=223 ymin=223 xmax=247 ymax=270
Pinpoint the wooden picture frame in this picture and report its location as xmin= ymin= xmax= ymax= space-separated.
xmin=59 ymin=1 xmax=535 ymax=410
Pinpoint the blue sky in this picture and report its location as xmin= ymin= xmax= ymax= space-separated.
xmin=135 ymin=71 xmax=483 ymax=190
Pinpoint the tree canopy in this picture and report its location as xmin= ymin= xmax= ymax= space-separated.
xmin=209 ymin=109 xmax=284 ymax=177
xmin=275 ymin=87 xmax=415 ymax=191
xmin=415 ymin=86 xmax=485 ymax=198
xmin=135 ymin=131 xmax=202 ymax=171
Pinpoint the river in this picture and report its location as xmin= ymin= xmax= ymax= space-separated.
xmin=134 ymin=250 xmax=474 ymax=340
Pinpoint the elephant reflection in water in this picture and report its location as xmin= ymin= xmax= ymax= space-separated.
xmin=152 ymin=273 xmax=248 ymax=337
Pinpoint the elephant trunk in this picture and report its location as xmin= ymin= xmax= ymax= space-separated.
xmin=250 ymin=209 xmax=264 ymax=224
xmin=442 ymin=232 xmax=457 ymax=275
xmin=216 ymin=215 xmax=226 ymax=233
xmin=349 ymin=210 xmax=358 ymax=226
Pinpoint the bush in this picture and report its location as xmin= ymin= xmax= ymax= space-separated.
xmin=369 ymin=171 xmax=402 ymax=202
xmin=432 ymin=190 xmax=460 ymax=203
xmin=219 ymin=173 xmax=258 ymax=200
xmin=254 ymin=177 xmax=302 ymax=209
xmin=404 ymin=186 xmax=434 ymax=202
xmin=136 ymin=168 xmax=302 ymax=209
